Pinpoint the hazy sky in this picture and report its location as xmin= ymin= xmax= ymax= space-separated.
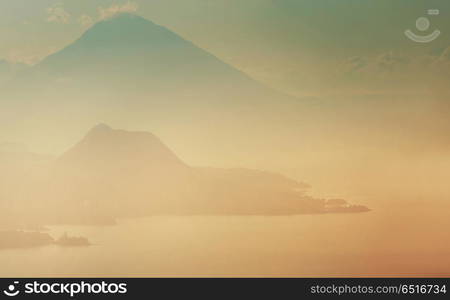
xmin=1 ymin=1 xmax=449 ymax=58
xmin=1 ymin=2 xmax=449 ymax=279
xmin=0 ymin=1 xmax=448 ymax=199
xmin=1 ymin=0 xmax=449 ymax=95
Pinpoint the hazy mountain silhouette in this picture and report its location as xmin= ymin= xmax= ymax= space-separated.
xmin=3 ymin=13 xmax=301 ymax=155
xmin=19 ymin=13 xmax=278 ymax=100
xmin=58 ymin=123 xmax=187 ymax=172
xmin=41 ymin=125 xmax=367 ymax=222
xmin=1 ymin=124 xmax=369 ymax=227
xmin=39 ymin=14 xmax=250 ymax=81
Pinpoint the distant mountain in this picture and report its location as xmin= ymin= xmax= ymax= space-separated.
xmin=3 ymin=13 xmax=300 ymax=156
xmin=21 ymin=13 xmax=276 ymax=99
xmin=5 ymin=124 xmax=365 ymax=224
xmin=0 ymin=124 xmax=369 ymax=226
xmin=58 ymin=123 xmax=187 ymax=172
xmin=40 ymin=14 xmax=247 ymax=79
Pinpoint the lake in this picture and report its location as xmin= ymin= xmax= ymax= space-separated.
xmin=0 ymin=207 xmax=449 ymax=277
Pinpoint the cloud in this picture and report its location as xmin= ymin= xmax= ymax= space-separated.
xmin=340 ymin=56 xmax=369 ymax=74
xmin=7 ymin=46 xmax=58 ymax=65
xmin=75 ymin=2 xmax=138 ymax=30
xmin=98 ymin=2 xmax=139 ymax=20
xmin=79 ymin=14 xmax=94 ymax=28
xmin=436 ymin=47 xmax=450 ymax=63
xmin=7 ymin=52 xmax=41 ymax=65
xmin=46 ymin=3 xmax=71 ymax=24
xmin=375 ymin=51 xmax=410 ymax=72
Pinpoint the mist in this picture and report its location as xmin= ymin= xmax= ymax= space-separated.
xmin=0 ymin=4 xmax=449 ymax=277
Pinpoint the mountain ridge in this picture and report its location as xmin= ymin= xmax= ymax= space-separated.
xmin=57 ymin=122 xmax=187 ymax=171
xmin=53 ymin=124 xmax=369 ymax=219
xmin=0 ymin=124 xmax=370 ymax=227
xmin=32 ymin=13 xmax=260 ymax=89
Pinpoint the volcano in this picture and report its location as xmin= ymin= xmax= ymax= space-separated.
xmin=45 ymin=124 xmax=368 ymax=221
xmin=25 ymin=13 xmax=274 ymax=99
xmin=4 ymin=13 xmax=299 ymax=155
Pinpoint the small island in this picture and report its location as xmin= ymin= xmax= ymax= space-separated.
xmin=55 ymin=232 xmax=91 ymax=247
xmin=0 ymin=230 xmax=90 ymax=250
xmin=325 ymin=199 xmax=371 ymax=213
